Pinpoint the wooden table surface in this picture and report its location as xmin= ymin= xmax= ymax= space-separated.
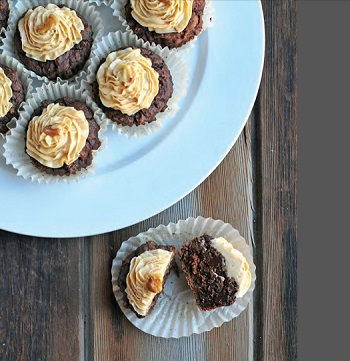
xmin=0 ymin=1 xmax=297 ymax=360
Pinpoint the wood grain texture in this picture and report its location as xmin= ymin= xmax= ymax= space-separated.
xmin=253 ymin=1 xmax=297 ymax=360
xmin=0 ymin=232 xmax=84 ymax=361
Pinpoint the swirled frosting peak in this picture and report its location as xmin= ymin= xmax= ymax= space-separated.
xmin=0 ymin=68 xmax=13 ymax=118
xmin=26 ymin=103 xmax=89 ymax=168
xmin=18 ymin=4 xmax=84 ymax=62
xmin=130 ymin=0 xmax=193 ymax=34
xmin=125 ymin=249 xmax=173 ymax=316
xmin=97 ymin=47 xmax=159 ymax=115
xmin=211 ymin=237 xmax=252 ymax=298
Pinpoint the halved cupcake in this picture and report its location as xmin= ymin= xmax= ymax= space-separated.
xmin=117 ymin=240 xmax=176 ymax=318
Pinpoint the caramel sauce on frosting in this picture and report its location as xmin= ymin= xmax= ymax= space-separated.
xmin=130 ymin=0 xmax=193 ymax=34
xmin=26 ymin=103 xmax=89 ymax=168
xmin=97 ymin=47 xmax=159 ymax=115
xmin=0 ymin=68 xmax=13 ymax=118
xmin=125 ymin=249 xmax=173 ymax=316
xmin=18 ymin=4 xmax=84 ymax=62
xmin=211 ymin=237 xmax=252 ymax=298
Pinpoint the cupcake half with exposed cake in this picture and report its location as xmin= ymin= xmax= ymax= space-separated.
xmin=117 ymin=241 xmax=176 ymax=318
xmin=178 ymin=235 xmax=251 ymax=311
xmin=85 ymin=31 xmax=188 ymax=137
xmin=3 ymin=82 xmax=106 ymax=183
xmin=112 ymin=0 xmax=213 ymax=49
xmin=2 ymin=0 xmax=103 ymax=82
xmin=111 ymin=217 xmax=256 ymax=338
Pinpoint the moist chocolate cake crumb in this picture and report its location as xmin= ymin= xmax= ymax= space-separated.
xmin=14 ymin=5 xmax=93 ymax=80
xmin=124 ymin=0 xmax=206 ymax=49
xmin=117 ymin=241 xmax=176 ymax=318
xmin=0 ymin=63 xmax=25 ymax=134
xmin=92 ymin=47 xmax=173 ymax=127
xmin=178 ymin=235 xmax=239 ymax=311
xmin=0 ymin=0 xmax=9 ymax=31
xmin=26 ymin=97 xmax=101 ymax=176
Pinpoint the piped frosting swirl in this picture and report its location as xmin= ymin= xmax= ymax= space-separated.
xmin=0 ymin=68 xmax=13 ymax=118
xmin=26 ymin=103 xmax=89 ymax=168
xmin=18 ymin=4 xmax=84 ymax=62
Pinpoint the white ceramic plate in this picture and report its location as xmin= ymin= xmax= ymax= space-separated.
xmin=0 ymin=1 xmax=265 ymax=238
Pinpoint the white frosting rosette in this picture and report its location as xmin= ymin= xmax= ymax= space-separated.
xmin=0 ymin=52 xmax=33 ymax=138
xmin=2 ymin=0 xmax=103 ymax=83
xmin=111 ymin=0 xmax=214 ymax=51
xmin=111 ymin=216 xmax=256 ymax=338
xmin=83 ymin=31 xmax=188 ymax=138
xmin=3 ymin=82 xmax=107 ymax=184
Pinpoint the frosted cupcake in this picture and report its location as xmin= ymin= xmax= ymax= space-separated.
xmin=3 ymin=82 xmax=106 ymax=183
xmin=113 ymin=0 xmax=213 ymax=49
xmin=0 ymin=0 xmax=10 ymax=33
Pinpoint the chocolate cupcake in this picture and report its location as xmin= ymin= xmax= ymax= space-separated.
xmin=0 ymin=63 xmax=24 ymax=135
xmin=13 ymin=4 xmax=93 ymax=81
xmin=117 ymin=241 xmax=176 ymax=318
xmin=25 ymin=98 xmax=101 ymax=176
xmin=113 ymin=0 xmax=211 ymax=49
xmin=178 ymin=235 xmax=252 ymax=311
xmin=3 ymin=82 xmax=106 ymax=183
xmin=0 ymin=0 xmax=10 ymax=33
xmin=92 ymin=46 xmax=173 ymax=127
xmin=85 ymin=31 xmax=188 ymax=137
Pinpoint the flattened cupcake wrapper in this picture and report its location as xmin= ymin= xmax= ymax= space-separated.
xmin=83 ymin=31 xmax=189 ymax=138
xmin=0 ymin=52 xmax=33 ymax=138
xmin=111 ymin=0 xmax=214 ymax=51
xmin=111 ymin=216 xmax=256 ymax=338
xmin=3 ymin=82 xmax=108 ymax=184
xmin=2 ymin=0 xmax=104 ymax=84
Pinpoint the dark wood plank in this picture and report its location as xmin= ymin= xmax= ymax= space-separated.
xmin=253 ymin=1 xmax=297 ymax=360
xmin=0 ymin=232 xmax=84 ymax=361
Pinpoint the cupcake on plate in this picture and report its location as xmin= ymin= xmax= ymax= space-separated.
xmin=92 ymin=46 xmax=173 ymax=128
xmin=85 ymin=31 xmax=188 ymax=138
xmin=3 ymin=82 xmax=106 ymax=183
xmin=178 ymin=235 xmax=252 ymax=311
xmin=0 ymin=63 xmax=24 ymax=135
xmin=117 ymin=241 xmax=176 ymax=318
xmin=0 ymin=0 xmax=10 ymax=33
xmin=113 ymin=0 xmax=211 ymax=49
xmin=0 ymin=53 xmax=32 ymax=137
xmin=13 ymin=3 xmax=93 ymax=80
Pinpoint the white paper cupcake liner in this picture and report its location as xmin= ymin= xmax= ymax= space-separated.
xmin=3 ymin=82 xmax=108 ymax=184
xmin=111 ymin=0 xmax=214 ymax=51
xmin=87 ymin=0 xmax=113 ymax=6
xmin=2 ymin=0 xmax=104 ymax=84
xmin=83 ymin=31 xmax=189 ymax=138
xmin=0 ymin=52 xmax=33 ymax=138
xmin=111 ymin=216 xmax=256 ymax=338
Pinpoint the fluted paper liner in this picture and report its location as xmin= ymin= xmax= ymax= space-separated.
xmin=111 ymin=0 xmax=214 ymax=51
xmin=0 ymin=53 xmax=33 ymax=138
xmin=3 ymin=82 xmax=108 ymax=184
xmin=2 ymin=0 xmax=104 ymax=84
xmin=111 ymin=216 xmax=256 ymax=338
xmin=87 ymin=0 xmax=113 ymax=6
xmin=84 ymin=31 xmax=189 ymax=138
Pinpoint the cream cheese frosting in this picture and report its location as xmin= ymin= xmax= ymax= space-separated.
xmin=97 ymin=47 xmax=159 ymax=116
xmin=130 ymin=0 xmax=193 ymax=34
xmin=0 ymin=68 xmax=13 ymax=118
xmin=26 ymin=103 xmax=89 ymax=168
xmin=125 ymin=249 xmax=173 ymax=316
xmin=18 ymin=4 xmax=84 ymax=62
xmin=211 ymin=237 xmax=251 ymax=298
